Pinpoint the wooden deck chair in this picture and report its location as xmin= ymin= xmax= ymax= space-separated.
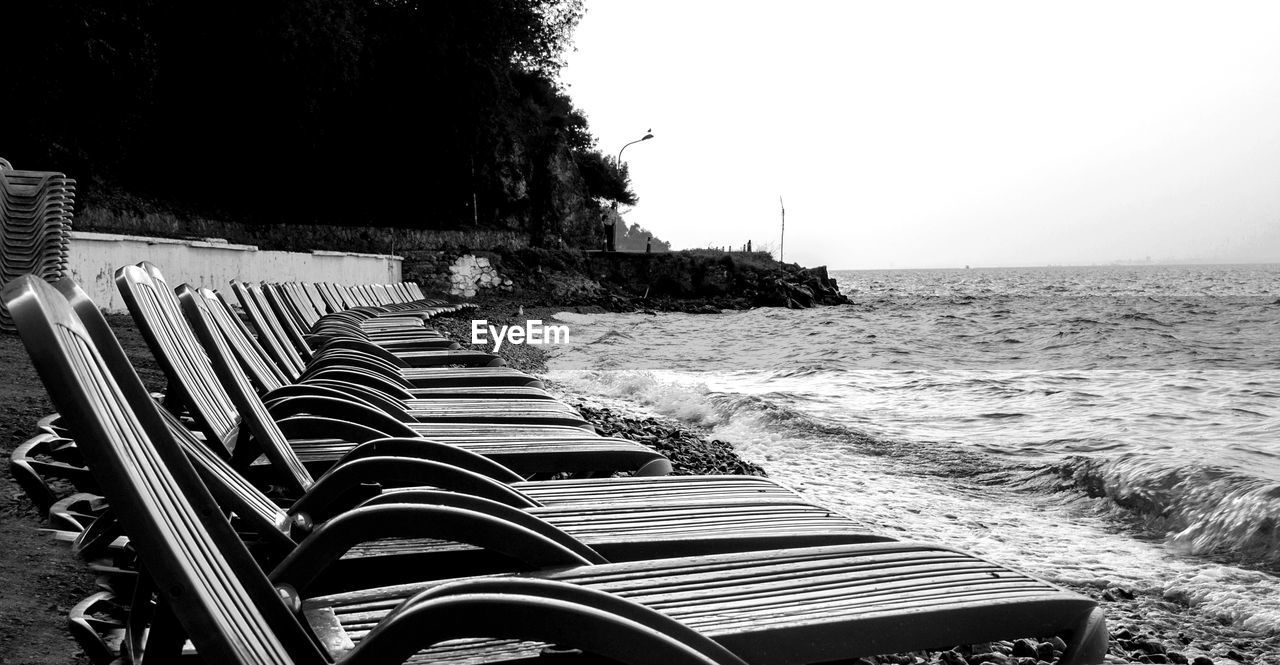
xmin=126 ymin=264 xmax=622 ymax=434
xmin=137 ymin=265 xmax=498 ymax=369
xmin=115 ymin=264 xmax=673 ymax=478
xmin=228 ymin=282 xmax=549 ymax=401
xmin=189 ymin=287 xmax=574 ymax=427
xmin=46 ymin=278 xmax=899 ymax=586
xmin=99 ymin=274 xmax=863 ymax=509
xmin=9 ymin=275 xmax=1109 ymax=665
xmin=7 ymin=275 xmax=749 ymax=665
xmin=241 ymin=280 xmax=544 ymax=390
xmin=223 ymin=289 xmax=552 ymax=401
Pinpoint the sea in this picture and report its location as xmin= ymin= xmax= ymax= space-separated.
xmin=544 ymin=263 xmax=1280 ymax=635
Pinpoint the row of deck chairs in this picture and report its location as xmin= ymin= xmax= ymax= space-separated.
xmin=0 ymin=159 xmax=75 ymax=331
xmin=4 ymin=265 xmax=1109 ymax=665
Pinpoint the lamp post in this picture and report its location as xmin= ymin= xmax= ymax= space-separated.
xmin=617 ymin=131 xmax=654 ymax=165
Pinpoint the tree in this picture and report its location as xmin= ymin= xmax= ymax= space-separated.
xmin=0 ymin=0 xmax=619 ymax=245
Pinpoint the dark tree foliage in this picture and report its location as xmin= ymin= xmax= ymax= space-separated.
xmin=0 ymin=0 xmax=632 ymax=244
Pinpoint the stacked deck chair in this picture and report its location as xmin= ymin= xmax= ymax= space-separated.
xmin=0 ymin=159 xmax=75 ymax=331
xmin=6 ymin=273 xmax=1109 ymax=665
xmin=116 ymin=264 xmax=672 ymax=478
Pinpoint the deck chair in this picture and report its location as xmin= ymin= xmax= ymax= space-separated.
xmin=271 ymin=281 xmax=478 ymax=361
xmin=7 ymin=274 xmax=1108 ymax=665
xmin=225 ymin=282 xmax=548 ymax=401
xmin=45 ymin=278 xmax=897 ymax=587
xmin=116 ymin=264 xmax=673 ymax=478
xmin=226 ymin=276 xmax=501 ymax=369
xmin=6 ymin=275 xmax=750 ymax=665
xmin=236 ymin=279 xmax=549 ymax=391
xmin=186 ymin=286 xmax=577 ymax=427
xmin=105 ymin=268 xmax=897 ymax=510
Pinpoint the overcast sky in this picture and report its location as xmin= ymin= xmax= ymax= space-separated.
xmin=559 ymin=1 xmax=1280 ymax=269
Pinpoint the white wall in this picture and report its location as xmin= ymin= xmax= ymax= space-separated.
xmin=66 ymin=231 xmax=403 ymax=312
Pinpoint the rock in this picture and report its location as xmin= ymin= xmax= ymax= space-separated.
xmin=1191 ymin=657 xmax=1213 ymax=665
xmin=1133 ymin=640 xmax=1166 ymax=655
xmin=1109 ymin=587 xmax=1136 ymax=600
xmin=1048 ymin=637 xmax=1067 ymax=652
xmin=1138 ymin=656 xmax=1170 ymax=664
xmin=1225 ymin=651 xmax=1245 ymax=662
xmin=1166 ymin=653 xmax=1188 ymax=664
xmin=1011 ymin=640 xmax=1038 ymax=658
xmin=938 ymin=650 xmax=969 ymax=665
xmin=968 ymin=652 xmax=1010 ymax=665
xmin=1033 ymin=642 xmax=1054 ymax=661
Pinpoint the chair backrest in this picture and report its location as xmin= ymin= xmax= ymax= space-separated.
xmin=4 ymin=276 xmax=325 ymax=665
xmin=282 ymin=283 xmax=322 ymax=327
xmin=175 ymin=283 xmax=317 ymax=495
xmin=201 ymin=288 xmax=292 ymax=394
xmin=232 ymin=281 xmax=308 ymax=376
xmin=215 ymin=289 xmax=293 ymax=386
xmin=261 ymin=283 xmax=316 ymax=354
xmin=115 ymin=264 xmax=241 ymax=453
xmin=330 ymin=283 xmax=361 ymax=310
xmin=58 ymin=278 xmax=296 ymax=555
xmin=301 ymin=283 xmax=331 ymax=315
xmin=313 ymin=283 xmax=345 ymax=315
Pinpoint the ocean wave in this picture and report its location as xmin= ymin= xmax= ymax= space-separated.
xmin=1050 ymin=455 xmax=1280 ymax=567
xmin=548 ymin=366 xmax=1280 ymax=632
xmin=555 ymin=368 xmax=1280 ymax=566
xmin=547 ymin=368 xmax=1024 ymax=478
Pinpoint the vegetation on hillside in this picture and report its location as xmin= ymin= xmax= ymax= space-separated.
xmin=0 ymin=0 xmax=638 ymax=247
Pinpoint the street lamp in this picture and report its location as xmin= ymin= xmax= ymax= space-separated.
xmin=617 ymin=130 xmax=654 ymax=165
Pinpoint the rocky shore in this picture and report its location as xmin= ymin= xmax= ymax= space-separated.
xmin=407 ymin=247 xmax=851 ymax=313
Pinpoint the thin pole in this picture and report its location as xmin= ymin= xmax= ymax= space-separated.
xmin=779 ymin=196 xmax=785 ymax=263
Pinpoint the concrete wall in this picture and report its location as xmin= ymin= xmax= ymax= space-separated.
xmin=66 ymin=231 xmax=402 ymax=312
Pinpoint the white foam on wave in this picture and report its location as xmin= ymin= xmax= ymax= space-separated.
xmin=1060 ymin=454 xmax=1280 ymax=564
xmin=548 ymin=365 xmax=1280 ymax=635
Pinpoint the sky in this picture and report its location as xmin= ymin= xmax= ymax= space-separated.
xmin=558 ymin=1 xmax=1280 ymax=269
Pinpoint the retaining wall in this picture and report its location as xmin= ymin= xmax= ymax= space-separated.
xmin=66 ymin=231 xmax=402 ymax=313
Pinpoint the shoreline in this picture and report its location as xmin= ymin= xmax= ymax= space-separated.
xmin=437 ymin=303 xmax=1279 ymax=665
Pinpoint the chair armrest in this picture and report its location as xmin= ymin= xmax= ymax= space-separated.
xmin=275 ymin=415 xmax=400 ymax=446
xmin=263 ymin=384 xmax=415 ymax=423
xmin=291 ymin=455 xmax=538 ymax=522
xmin=355 ymin=489 xmax=598 ymax=561
xmin=266 ymin=396 xmax=420 ymax=438
xmin=269 ymin=503 xmax=595 ymax=592
xmin=344 ymin=578 xmax=747 ymax=665
xmin=336 ymin=437 xmax=526 ymax=484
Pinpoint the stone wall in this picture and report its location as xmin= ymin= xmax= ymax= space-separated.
xmin=445 ymin=254 xmax=513 ymax=297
